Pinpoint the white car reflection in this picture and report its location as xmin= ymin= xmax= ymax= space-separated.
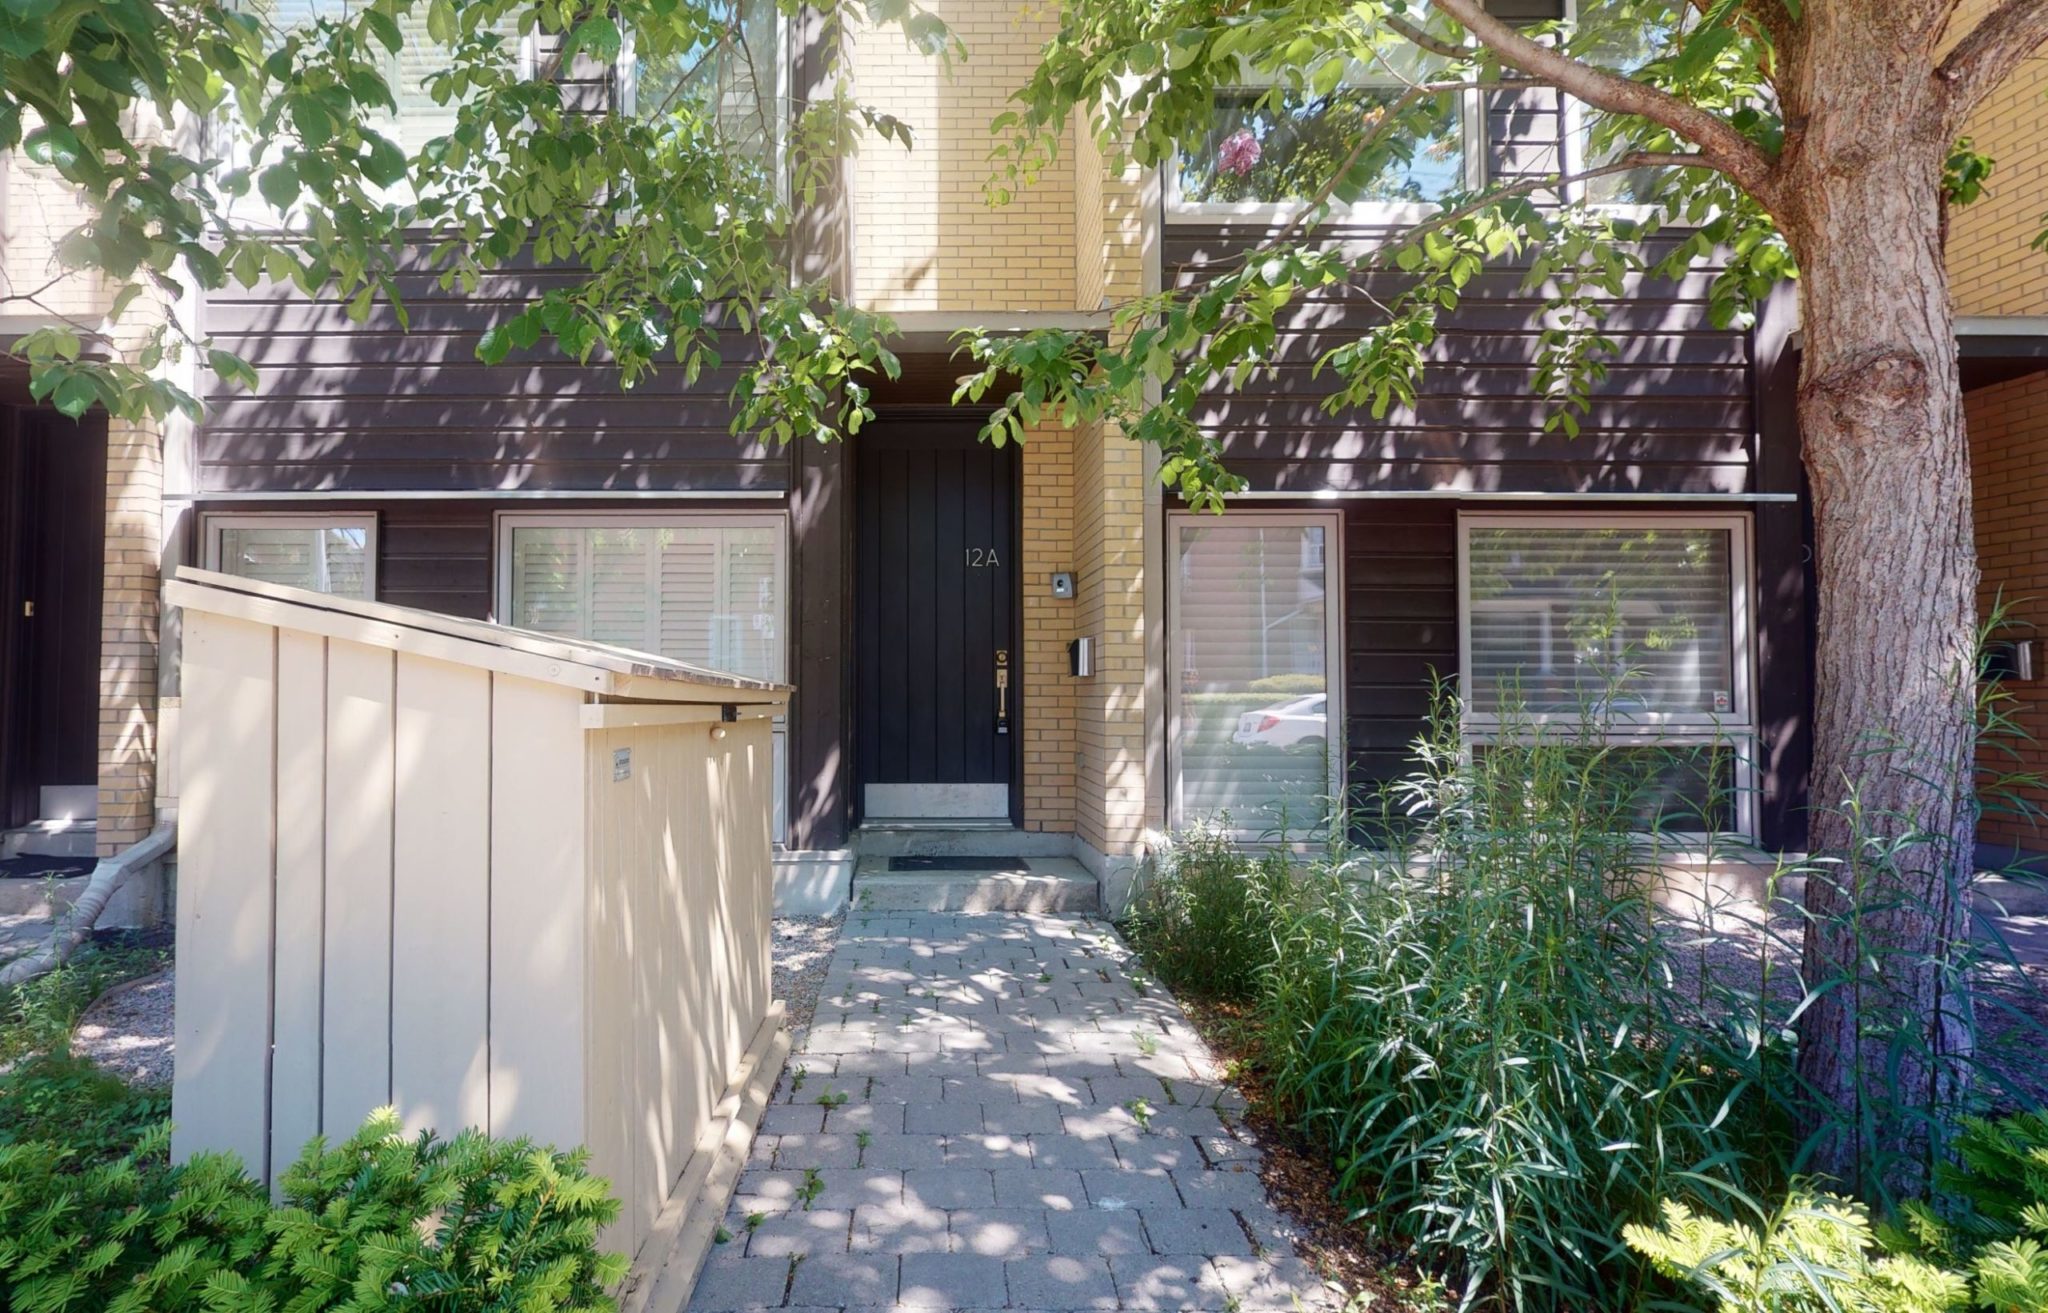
xmin=1231 ymin=694 xmax=1328 ymax=747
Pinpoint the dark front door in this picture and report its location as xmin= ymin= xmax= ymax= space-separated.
xmin=0 ymin=407 xmax=107 ymax=830
xmin=856 ymin=417 xmax=1018 ymax=822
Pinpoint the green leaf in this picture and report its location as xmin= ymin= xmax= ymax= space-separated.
xmin=258 ymin=161 xmax=301 ymax=209
xmin=565 ymin=15 xmax=622 ymax=62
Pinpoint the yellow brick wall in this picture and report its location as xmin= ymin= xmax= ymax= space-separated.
xmin=1946 ymin=0 xmax=2048 ymax=316
xmin=848 ymin=0 xmax=1077 ymax=311
xmin=100 ymin=411 xmax=162 ymax=852
xmin=1073 ymin=108 xmax=1149 ymax=310
xmin=1020 ymin=421 xmax=1076 ymax=831
xmin=1970 ymin=372 xmax=2048 ymax=853
xmin=1071 ymin=416 xmax=1148 ymax=853
xmin=0 ymin=150 xmax=115 ymax=323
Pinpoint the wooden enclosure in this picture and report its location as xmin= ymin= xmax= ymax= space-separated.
xmin=168 ymin=568 xmax=789 ymax=1266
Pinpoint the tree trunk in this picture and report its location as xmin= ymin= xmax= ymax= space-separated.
xmin=1780 ymin=42 xmax=1980 ymax=1199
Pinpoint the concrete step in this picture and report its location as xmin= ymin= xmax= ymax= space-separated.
xmin=853 ymin=856 xmax=1099 ymax=913
xmin=854 ymin=826 xmax=1075 ymax=859
xmin=1 ymin=818 xmax=98 ymax=859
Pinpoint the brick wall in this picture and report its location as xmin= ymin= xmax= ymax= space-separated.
xmin=99 ymin=412 xmax=162 ymax=852
xmin=0 ymin=150 xmax=113 ymax=323
xmin=848 ymin=0 xmax=1077 ymax=311
xmin=1971 ymin=372 xmax=2048 ymax=854
xmin=1020 ymin=421 xmax=1076 ymax=831
xmin=1946 ymin=0 xmax=2048 ymax=316
xmin=1073 ymin=109 xmax=1148 ymax=312
xmin=1071 ymin=416 xmax=1148 ymax=854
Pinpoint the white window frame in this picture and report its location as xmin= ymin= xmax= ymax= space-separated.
xmin=201 ymin=512 xmax=379 ymax=598
xmin=1166 ymin=510 xmax=1346 ymax=835
xmin=1456 ymin=510 xmax=1758 ymax=838
xmin=493 ymin=509 xmax=791 ymax=841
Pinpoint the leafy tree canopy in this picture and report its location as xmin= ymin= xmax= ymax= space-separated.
xmin=951 ymin=0 xmax=2018 ymax=506
xmin=0 ymin=0 xmax=950 ymax=440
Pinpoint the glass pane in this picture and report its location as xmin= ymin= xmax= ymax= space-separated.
xmin=633 ymin=0 xmax=780 ymax=165
xmin=1174 ymin=522 xmax=1333 ymax=832
xmin=1474 ymin=741 xmax=1738 ymax=832
xmin=508 ymin=526 xmax=585 ymax=638
xmin=235 ymin=0 xmax=520 ymax=158
xmin=1179 ymin=86 xmax=1462 ymax=206
xmin=218 ymin=525 xmax=370 ymax=598
xmin=1466 ymin=526 xmax=1736 ymax=722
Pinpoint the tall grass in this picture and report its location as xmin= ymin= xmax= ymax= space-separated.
xmin=1274 ymin=696 xmax=1793 ymax=1308
xmin=1125 ymin=686 xmax=1799 ymax=1309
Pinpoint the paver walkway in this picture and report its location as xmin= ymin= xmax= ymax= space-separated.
xmin=691 ymin=912 xmax=1333 ymax=1313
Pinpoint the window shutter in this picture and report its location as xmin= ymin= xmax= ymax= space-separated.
xmin=1465 ymin=526 xmax=1736 ymax=722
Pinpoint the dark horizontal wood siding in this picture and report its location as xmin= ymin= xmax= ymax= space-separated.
xmin=1164 ymin=225 xmax=1759 ymax=496
xmin=195 ymin=265 xmax=784 ymax=495
xmin=1343 ymin=502 xmax=1458 ymax=796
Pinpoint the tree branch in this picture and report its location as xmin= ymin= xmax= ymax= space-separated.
xmin=1385 ymin=13 xmax=1464 ymax=60
xmin=1937 ymin=0 xmax=2048 ymax=131
xmin=1426 ymin=0 xmax=1781 ymax=206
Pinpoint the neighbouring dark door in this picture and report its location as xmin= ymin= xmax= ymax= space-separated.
xmin=855 ymin=417 xmax=1018 ymax=822
xmin=0 ymin=407 xmax=107 ymax=830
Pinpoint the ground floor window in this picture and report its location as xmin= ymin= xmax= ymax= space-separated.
xmin=1458 ymin=512 xmax=1756 ymax=837
xmin=202 ymin=513 xmax=376 ymax=599
xmin=496 ymin=513 xmax=789 ymax=838
xmin=1167 ymin=512 xmax=1342 ymax=834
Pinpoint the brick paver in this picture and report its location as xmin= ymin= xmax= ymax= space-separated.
xmin=690 ymin=912 xmax=1331 ymax=1313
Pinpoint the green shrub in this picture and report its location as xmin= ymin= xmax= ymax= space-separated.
xmin=0 ymin=1105 xmax=628 ymax=1312
xmin=237 ymin=1110 xmax=630 ymax=1310
xmin=1627 ymin=1190 xmax=1970 ymax=1312
xmin=0 ymin=1126 xmax=271 ymax=1312
xmin=1121 ymin=823 xmax=1290 ymax=1003
xmin=0 ymin=1052 xmax=170 ymax=1165
xmin=1629 ymin=1140 xmax=2048 ymax=1313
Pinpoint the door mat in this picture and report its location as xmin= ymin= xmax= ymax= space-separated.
xmin=0 ymin=854 xmax=94 ymax=880
xmin=887 ymin=856 xmax=1032 ymax=873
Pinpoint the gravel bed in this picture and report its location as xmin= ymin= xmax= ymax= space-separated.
xmin=74 ymin=968 xmax=175 ymax=1087
xmin=770 ymin=913 xmax=843 ymax=1037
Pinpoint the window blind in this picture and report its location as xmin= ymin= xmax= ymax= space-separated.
xmin=1465 ymin=526 xmax=1736 ymax=724
xmin=1171 ymin=521 xmax=1335 ymax=832
xmin=506 ymin=519 xmax=787 ymax=839
xmin=216 ymin=525 xmax=371 ymax=599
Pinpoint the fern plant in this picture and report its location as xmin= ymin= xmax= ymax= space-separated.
xmin=1626 ymin=1190 xmax=1967 ymax=1312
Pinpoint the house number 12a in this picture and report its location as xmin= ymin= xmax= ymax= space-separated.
xmin=965 ymin=547 xmax=1001 ymax=567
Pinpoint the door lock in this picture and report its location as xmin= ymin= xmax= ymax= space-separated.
xmin=995 ymin=648 xmax=1011 ymax=735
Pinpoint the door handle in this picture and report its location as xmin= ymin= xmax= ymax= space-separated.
xmin=995 ymin=649 xmax=1010 ymax=735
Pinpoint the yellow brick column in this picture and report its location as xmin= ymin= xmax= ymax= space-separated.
xmin=1071 ymin=416 xmax=1149 ymax=866
xmin=1020 ymin=421 xmax=1077 ymax=832
xmin=98 ymin=413 xmax=162 ymax=854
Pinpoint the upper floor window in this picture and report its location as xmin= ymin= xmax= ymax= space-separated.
xmin=617 ymin=0 xmax=784 ymax=172
xmin=220 ymin=0 xmax=528 ymax=217
xmin=1170 ymin=46 xmax=1474 ymax=222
